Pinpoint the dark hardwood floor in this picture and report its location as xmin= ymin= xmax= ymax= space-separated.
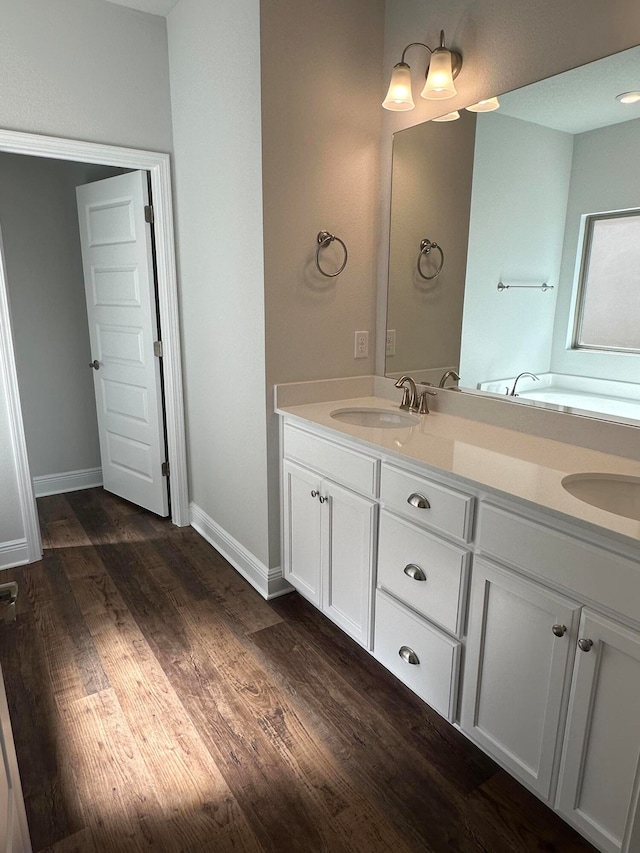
xmin=0 ymin=488 xmax=596 ymax=853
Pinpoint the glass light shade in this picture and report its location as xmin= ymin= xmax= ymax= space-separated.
xmin=433 ymin=110 xmax=460 ymax=122
xmin=382 ymin=64 xmax=415 ymax=111
xmin=420 ymin=48 xmax=456 ymax=100
xmin=466 ymin=96 xmax=500 ymax=112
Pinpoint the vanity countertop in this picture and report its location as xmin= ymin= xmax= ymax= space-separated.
xmin=277 ymin=394 xmax=640 ymax=544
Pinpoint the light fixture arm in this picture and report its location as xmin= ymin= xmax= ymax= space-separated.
xmin=399 ymin=42 xmax=434 ymax=65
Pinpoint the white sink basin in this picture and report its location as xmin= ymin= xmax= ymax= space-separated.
xmin=561 ymin=473 xmax=640 ymax=521
xmin=330 ymin=407 xmax=419 ymax=429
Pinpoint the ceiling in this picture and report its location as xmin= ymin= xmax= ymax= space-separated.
xmin=102 ymin=0 xmax=178 ymax=16
xmin=499 ymin=45 xmax=640 ymax=134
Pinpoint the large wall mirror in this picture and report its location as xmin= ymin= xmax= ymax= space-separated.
xmin=385 ymin=45 xmax=640 ymax=427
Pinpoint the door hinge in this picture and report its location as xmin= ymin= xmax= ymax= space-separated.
xmin=145 ymin=204 xmax=154 ymax=224
xmin=162 ymin=461 xmax=170 ymax=478
xmin=153 ymin=340 xmax=163 ymax=358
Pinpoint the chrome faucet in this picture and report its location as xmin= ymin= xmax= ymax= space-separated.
xmin=395 ymin=375 xmax=419 ymax=411
xmin=507 ymin=372 xmax=540 ymax=396
xmin=395 ymin=375 xmax=437 ymax=414
xmin=438 ymin=369 xmax=461 ymax=388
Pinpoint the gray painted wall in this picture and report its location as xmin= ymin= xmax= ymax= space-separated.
xmin=3 ymin=155 xmax=124 ymax=479
xmin=0 ymin=0 xmax=172 ymax=550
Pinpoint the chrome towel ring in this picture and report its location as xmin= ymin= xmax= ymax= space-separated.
xmin=417 ymin=238 xmax=444 ymax=280
xmin=315 ymin=230 xmax=348 ymax=277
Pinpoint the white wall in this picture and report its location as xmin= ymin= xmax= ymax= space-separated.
xmin=459 ymin=114 xmax=573 ymax=388
xmin=3 ymin=156 xmax=125 ymax=480
xmin=167 ymin=0 xmax=272 ymax=571
xmin=0 ymin=0 xmax=172 ymax=558
xmin=551 ymin=117 xmax=640 ymax=382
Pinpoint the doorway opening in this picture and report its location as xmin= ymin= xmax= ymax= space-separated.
xmin=0 ymin=129 xmax=188 ymax=568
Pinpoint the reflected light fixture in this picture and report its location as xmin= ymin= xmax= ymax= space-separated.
xmin=466 ymin=97 xmax=500 ymax=112
xmin=616 ymin=91 xmax=640 ymax=104
xmin=433 ymin=110 xmax=460 ymax=122
xmin=382 ymin=30 xmax=462 ymax=111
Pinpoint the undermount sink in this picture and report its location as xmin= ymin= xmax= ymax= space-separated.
xmin=330 ymin=407 xmax=419 ymax=429
xmin=561 ymin=473 xmax=640 ymax=521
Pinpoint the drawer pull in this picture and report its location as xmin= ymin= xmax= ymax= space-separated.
xmin=407 ymin=493 xmax=431 ymax=510
xmin=578 ymin=638 xmax=594 ymax=652
xmin=403 ymin=564 xmax=427 ymax=582
xmin=552 ymin=624 xmax=567 ymax=637
xmin=399 ymin=645 xmax=420 ymax=665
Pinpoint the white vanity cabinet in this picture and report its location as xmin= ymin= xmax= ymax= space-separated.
xmin=278 ymin=408 xmax=640 ymax=853
xmin=282 ymin=426 xmax=378 ymax=648
xmin=462 ymin=501 xmax=640 ymax=853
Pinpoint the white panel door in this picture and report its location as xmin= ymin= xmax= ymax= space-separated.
xmin=460 ymin=558 xmax=580 ymax=800
xmin=556 ymin=610 xmax=640 ymax=853
xmin=76 ymin=171 xmax=168 ymax=516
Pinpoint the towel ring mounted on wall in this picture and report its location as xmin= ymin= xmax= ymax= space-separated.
xmin=417 ymin=238 xmax=444 ymax=280
xmin=315 ymin=230 xmax=348 ymax=277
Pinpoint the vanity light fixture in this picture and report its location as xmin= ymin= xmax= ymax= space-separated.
xmin=382 ymin=30 xmax=462 ymax=111
xmin=433 ymin=110 xmax=460 ymax=121
xmin=616 ymin=91 xmax=640 ymax=104
xmin=466 ymin=96 xmax=500 ymax=112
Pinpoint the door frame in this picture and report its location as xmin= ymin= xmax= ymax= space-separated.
xmin=0 ymin=128 xmax=189 ymax=563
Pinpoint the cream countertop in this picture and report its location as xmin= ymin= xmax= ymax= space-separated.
xmin=277 ymin=395 xmax=640 ymax=544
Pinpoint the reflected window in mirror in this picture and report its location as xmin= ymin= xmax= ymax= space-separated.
xmin=573 ymin=210 xmax=640 ymax=353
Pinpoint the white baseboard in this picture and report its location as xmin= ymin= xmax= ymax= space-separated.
xmin=189 ymin=502 xmax=292 ymax=600
xmin=33 ymin=467 xmax=103 ymax=498
xmin=0 ymin=539 xmax=29 ymax=570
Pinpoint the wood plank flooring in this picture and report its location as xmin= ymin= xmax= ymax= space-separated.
xmin=0 ymin=488 xmax=597 ymax=853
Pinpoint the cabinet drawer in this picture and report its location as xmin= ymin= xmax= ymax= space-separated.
xmin=373 ymin=590 xmax=461 ymax=721
xmin=380 ymin=463 xmax=474 ymax=541
xmin=378 ymin=511 xmax=469 ymax=636
xmin=283 ymin=424 xmax=378 ymax=496
xmin=478 ymin=503 xmax=640 ymax=624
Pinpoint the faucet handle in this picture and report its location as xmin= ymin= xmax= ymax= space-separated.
xmin=419 ymin=388 xmax=437 ymax=414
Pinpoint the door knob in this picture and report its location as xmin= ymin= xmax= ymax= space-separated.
xmin=578 ymin=638 xmax=594 ymax=652
xmin=552 ymin=624 xmax=567 ymax=637
xmin=89 ymin=360 xmax=100 ymax=370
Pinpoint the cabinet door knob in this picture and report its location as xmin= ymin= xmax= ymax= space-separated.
xmin=552 ymin=624 xmax=567 ymax=637
xmin=578 ymin=638 xmax=594 ymax=652
xmin=89 ymin=359 xmax=100 ymax=370
xmin=319 ymin=495 xmax=328 ymax=504
xmin=407 ymin=493 xmax=430 ymax=510
xmin=310 ymin=490 xmax=319 ymax=499
xmin=403 ymin=564 xmax=427 ymax=582
xmin=399 ymin=646 xmax=420 ymax=665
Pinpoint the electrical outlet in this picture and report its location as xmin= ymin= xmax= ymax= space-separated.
xmin=354 ymin=330 xmax=369 ymax=359
xmin=386 ymin=329 xmax=396 ymax=356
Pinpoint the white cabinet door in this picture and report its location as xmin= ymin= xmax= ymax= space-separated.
xmin=461 ymin=559 xmax=580 ymax=800
xmin=322 ymin=480 xmax=377 ymax=648
xmin=282 ymin=460 xmax=322 ymax=606
xmin=556 ymin=610 xmax=640 ymax=853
